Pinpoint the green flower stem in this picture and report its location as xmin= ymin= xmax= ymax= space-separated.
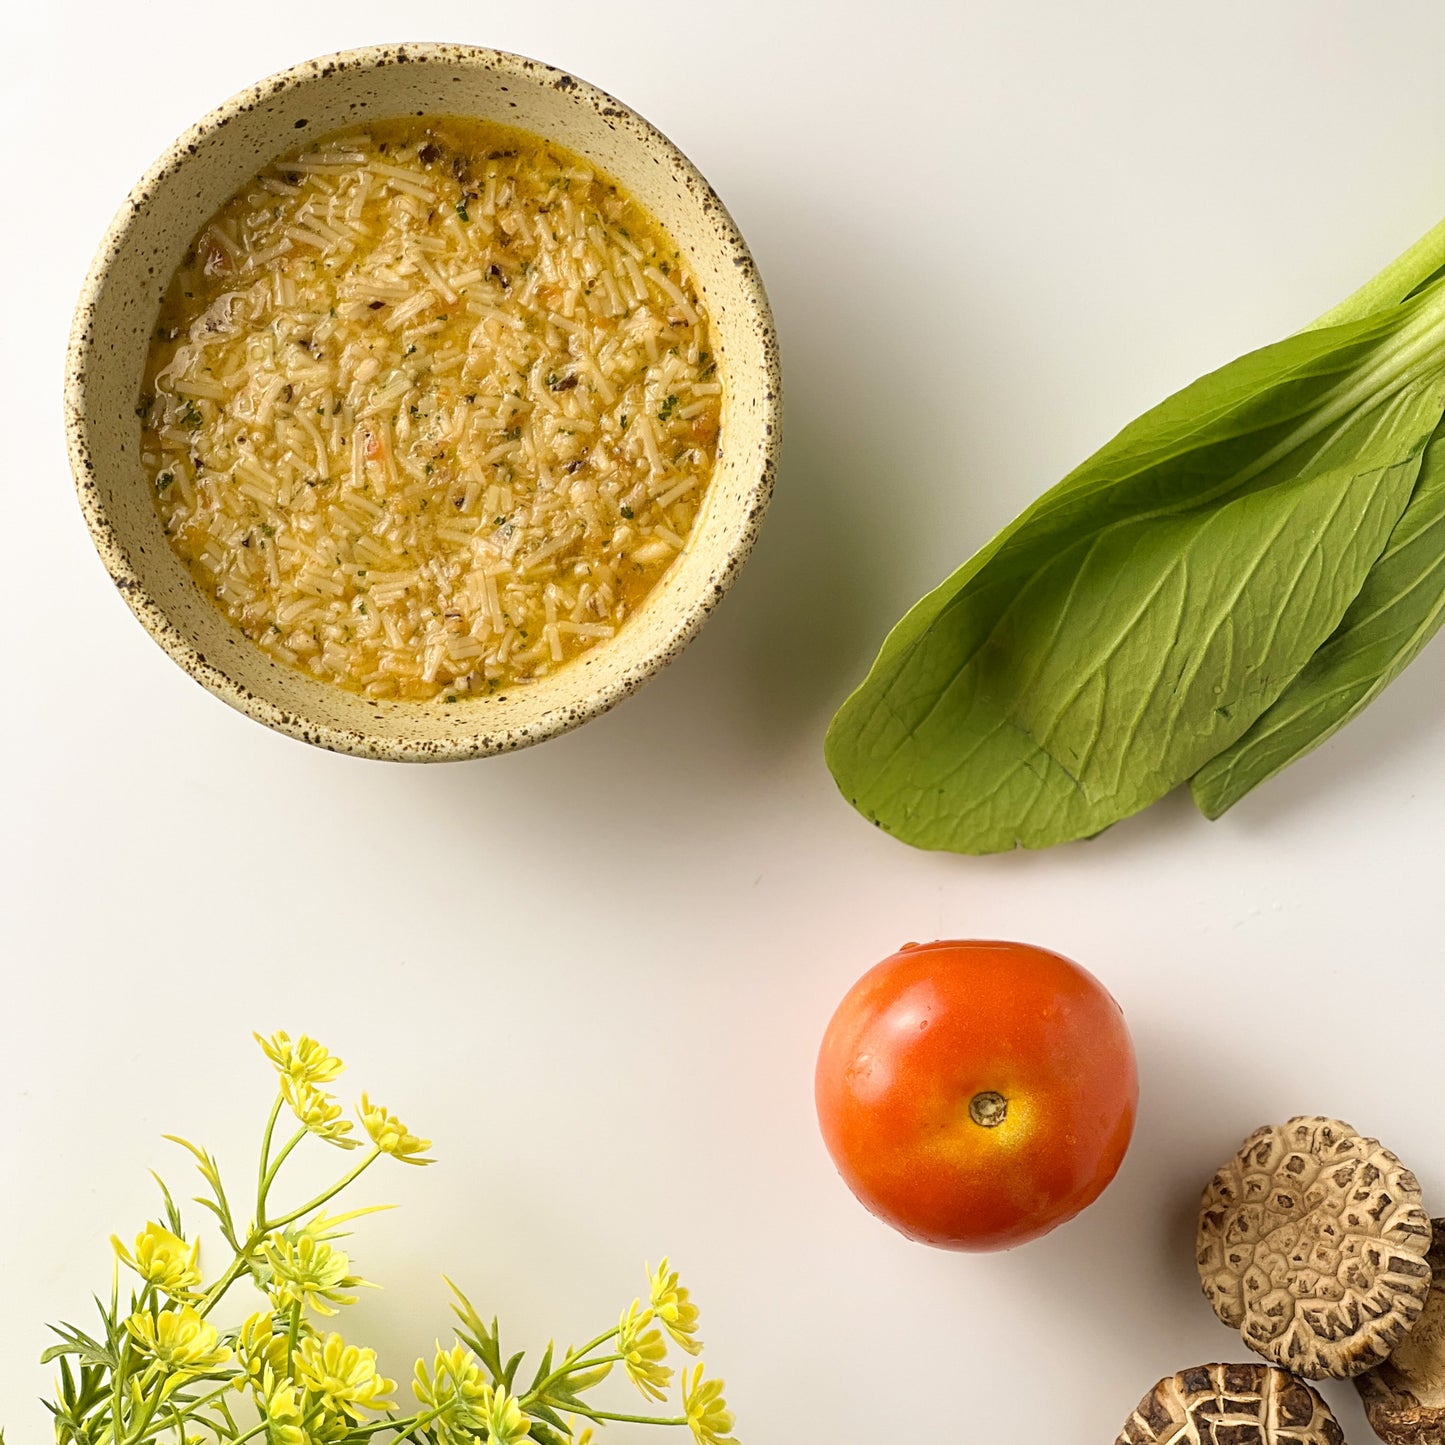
xmin=111 ymin=1334 xmax=134 ymax=1445
xmin=571 ymin=1407 xmax=688 ymax=1427
xmin=141 ymin=1382 xmax=237 ymax=1445
xmin=219 ymin=1419 xmax=268 ymax=1445
xmin=553 ymin=1350 xmax=623 ymax=1375
xmin=198 ymin=1145 xmax=382 ymax=1321
xmin=266 ymin=1146 xmax=383 ymax=1233
xmin=255 ymin=1093 xmax=286 ymax=1215
xmin=387 ymin=1418 xmax=440 ymax=1445
xmin=212 ymin=1392 xmax=241 ymax=1436
xmin=523 ymin=1351 xmax=624 ymax=1405
xmin=257 ymin=1126 xmax=307 ymax=1220
xmin=194 ymin=1248 xmax=257 ymax=1321
xmin=120 ymin=1369 xmax=166 ymax=1445
xmin=285 ymin=1300 xmax=302 ymax=1369
xmin=567 ymin=1327 xmax=620 ymax=1360
xmin=523 ymin=1328 xmax=621 ymax=1401
xmin=346 ymin=1405 xmax=443 ymax=1440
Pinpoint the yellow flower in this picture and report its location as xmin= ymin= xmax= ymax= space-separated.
xmin=282 ymin=1077 xmax=359 ymax=1151
xmin=112 ymin=1223 xmax=202 ymax=1298
xmin=618 ymin=1300 xmax=671 ymax=1403
xmin=682 ymin=1365 xmax=738 ymax=1445
xmin=234 ymin=1312 xmax=290 ymax=1392
xmin=484 ymin=1385 xmax=531 ymax=1445
xmin=648 ymin=1259 xmax=703 ymax=1356
xmin=125 ymin=1306 xmax=231 ymax=1377
xmin=413 ymin=1344 xmax=491 ymax=1442
xmin=359 ymin=1095 xmax=434 ymax=1165
xmin=260 ymin=1371 xmax=348 ymax=1445
xmin=257 ymin=1032 xmax=346 ymax=1087
xmin=266 ymin=1234 xmax=367 ymax=1317
xmin=294 ymin=1332 xmax=395 ymax=1420
xmin=260 ymin=1375 xmax=310 ymax=1445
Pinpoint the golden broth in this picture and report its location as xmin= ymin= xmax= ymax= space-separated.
xmin=141 ymin=117 xmax=721 ymax=700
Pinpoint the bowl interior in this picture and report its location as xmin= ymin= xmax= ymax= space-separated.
xmin=68 ymin=45 xmax=778 ymax=759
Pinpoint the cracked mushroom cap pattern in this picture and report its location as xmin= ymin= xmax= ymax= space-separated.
xmin=1117 ymin=1363 xmax=1344 ymax=1445
xmin=1197 ymin=1116 xmax=1432 ymax=1379
xmin=1354 ymin=1218 xmax=1445 ymax=1445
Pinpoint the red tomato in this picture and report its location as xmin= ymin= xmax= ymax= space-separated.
xmin=814 ymin=940 xmax=1137 ymax=1251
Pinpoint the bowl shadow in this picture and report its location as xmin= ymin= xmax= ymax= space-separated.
xmin=410 ymin=181 xmax=1016 ymax=823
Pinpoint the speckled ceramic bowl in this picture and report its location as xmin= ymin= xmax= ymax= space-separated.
xmin=65 ymin=43 xmax=780 ymax=760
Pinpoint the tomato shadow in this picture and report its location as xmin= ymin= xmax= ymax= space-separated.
xmin=947 ymin=1021 xmax=1263 ymax=1427
xmin=956 ymin=1016 xmax=1376 ymax=1438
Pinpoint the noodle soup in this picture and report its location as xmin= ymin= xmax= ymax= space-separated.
xmin=142 ymin=118 xmax=721 ymax=701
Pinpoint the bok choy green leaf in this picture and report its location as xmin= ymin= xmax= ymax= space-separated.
xmin=1188 ymin=224 xmax=1445 ymax=817
xmin=825 ymin=261 xmax=1445 ymax=853
xmin=1191 ymin=424 xmax=1445 ymax=817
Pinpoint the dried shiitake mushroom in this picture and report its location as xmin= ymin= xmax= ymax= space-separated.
xmin=1355 ymin=1220 xmax=1445 ymax=1444
xmin=1117 ymin=1362 xmax=1344 ymax=1445
xmin=1197 ymin=1115 xmax=1432 ymax=1378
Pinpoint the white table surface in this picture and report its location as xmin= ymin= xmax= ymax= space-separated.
xmin=6 ymin=3 xmax=1445 ymax=1440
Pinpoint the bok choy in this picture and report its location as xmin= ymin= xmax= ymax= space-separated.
xmin=825 ymin=218 xmax=1445 ymax=853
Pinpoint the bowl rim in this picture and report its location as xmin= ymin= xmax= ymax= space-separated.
xmin=64 ymin=40 xmax=781 ymax=762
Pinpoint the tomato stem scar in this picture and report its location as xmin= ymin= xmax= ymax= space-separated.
xmin=969 ymin=1091 xmax=1008 ymax=1128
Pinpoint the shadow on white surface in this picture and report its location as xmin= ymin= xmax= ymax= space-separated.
xmin=978 ymin=1014 xmax=1378 ymax=1438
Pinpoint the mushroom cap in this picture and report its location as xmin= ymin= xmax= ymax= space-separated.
xmin=1197 ymin=1116 xmax=1432 ymax=1379
xmin=1117 ymin=1362 xmax=1344 ymax=1445
xmin=1355 ymin=1219 xmax=1445 ymax=1445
